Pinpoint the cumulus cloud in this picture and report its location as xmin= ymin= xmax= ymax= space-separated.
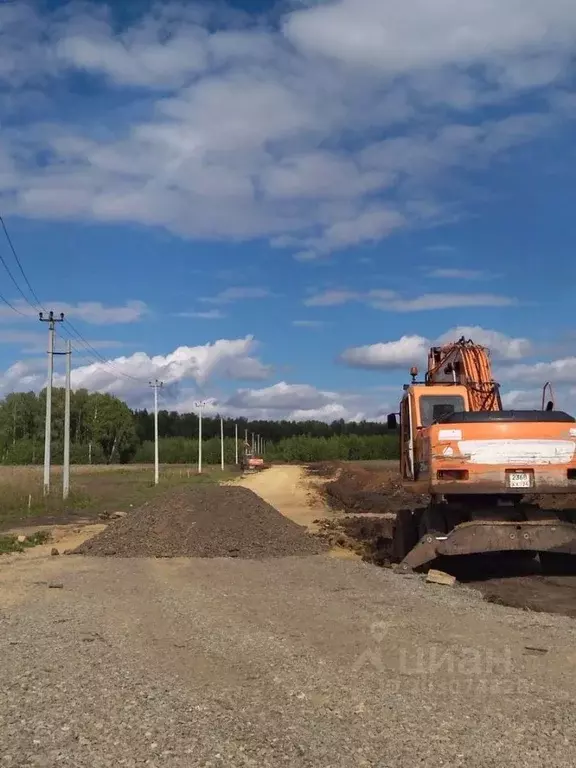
xmin=0 ymin=336 xmax=271 ymax=400
xmin=501 ymin=389 xmax=542 ymax=409
xmin=436 ymin=326 xmax=532 ymax=360
xmin=502 ymin=358 xmax=576 ymax=385
xmin=341 ymin=326 xmax=531 ymax=370
xmin=304 ymin=289 xmax=515 ymax=311
xmin=284 ymin=0 xmax=576 ymax=76
xmin=340 ymin=335 xmax=429 ymax=370
xmin=0 ymin=300 xmax=148 ymax=325
xmin=0 ymin=1 xmax=574 ymax=256
xmin=219 ymin=382 xmax=383 ymax=422
xmin=228 ymin=382 xmax=334 ymax=411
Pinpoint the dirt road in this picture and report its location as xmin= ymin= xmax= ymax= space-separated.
xmin=234 ymin=464 xmax=333 ymax=531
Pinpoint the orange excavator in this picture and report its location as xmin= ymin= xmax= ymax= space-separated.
xmin=387 ymin=337 xmax=576 ymax=573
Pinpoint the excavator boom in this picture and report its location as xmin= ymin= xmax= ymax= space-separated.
xmin=426 ymin=337 xmax=501 ymax=411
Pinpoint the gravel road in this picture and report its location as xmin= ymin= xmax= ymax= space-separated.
xmin=1 ymin=551 xmax=575 ymax=767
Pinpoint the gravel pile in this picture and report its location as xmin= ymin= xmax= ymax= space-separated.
xmin=73 ymin=484 xmax=327 ymax=559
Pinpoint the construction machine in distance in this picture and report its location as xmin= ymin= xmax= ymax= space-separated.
xmin=387 ymin=337 xmax=576 ymax=573
xmin=241 ymin=441 xmax=265 ymax=473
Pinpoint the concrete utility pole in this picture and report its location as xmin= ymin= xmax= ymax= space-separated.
xmin=63 ymin=340 xmax=72 ymax=500
xmin=220 ymin=416 xmax=225 ymax=471
xmin=39 ymin=311 xmax=64 ymax=496
xmin=234 ymin=423 xmax=238 ymax=465
xmin=150 ymin=380 xmax=163 ymax=485
xmin=194 ymin=401 xmax=207 ymax=473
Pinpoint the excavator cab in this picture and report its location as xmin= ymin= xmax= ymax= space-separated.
xmin=388 ymin=338 xmax=576 ymax=574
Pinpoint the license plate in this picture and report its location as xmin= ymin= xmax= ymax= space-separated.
xmin=508 ymin=472 xmax=532 ymax=488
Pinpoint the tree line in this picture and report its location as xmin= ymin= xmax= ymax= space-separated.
xmin=0 ymin=390 xmax=399 ymax=464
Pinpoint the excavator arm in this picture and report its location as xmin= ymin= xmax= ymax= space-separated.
xmin=426 ymin=336 xmax=502 ymax=411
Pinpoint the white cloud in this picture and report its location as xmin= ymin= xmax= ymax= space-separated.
xmin=382 ymin=293 xmax=516 ymax=312
xmin=177 ymin=309 xmax=226 ymax=319
xmin=427 ymin=268 xmax=490 ymax=280
xmin=436 ymin=326 xmax=532 ymax=360
xmin=284 ymin=0 xmax=576 ymax=75
xmin=501 ymin=389 xmax=542 ymax=408
xmin=341 ymin=327 xmax=531 ymax=370
xmin=0 ymin=336 xmax=271 ymax=400
xmin=228 ymin=382 xmax=333 ymax=411
xmin=304 ymin=289 xmax=516 ymax=311
xmin=0 ymin=2 xmax=574 ymax=256
xmin=503 ymin=358 xmax=576 ymax=385
xmin=200 ymin=287 xmax=272 ymax=304
xmin=340 ymin=335 xmax=428 ymax=370
xmin=292 ymin=320 xmax=328 ymax=328
xmin=0 ymin=300 xmax=148 ymax=325
xmin=304 ymin=290 xmax=360 ymax=307
xmin=223 ymin=381 xmax=385 ymax=422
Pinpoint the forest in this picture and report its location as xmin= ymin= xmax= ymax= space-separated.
xmin=0 ymin=390 xmax=399 ymax=464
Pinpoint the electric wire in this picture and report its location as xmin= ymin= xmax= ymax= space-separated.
xmin=0 ymin=212 xmax=154 ymax=392
xmin=0 ymin=215 xmax=44 ymax=310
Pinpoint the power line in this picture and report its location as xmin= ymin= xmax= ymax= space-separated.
xmin=0 ymin=233 xmax=39 ymax=312
xmin=0 ymin=288 xmax=29 ymax=317
xmin=0 ymin=215 xmax=44 ymax=310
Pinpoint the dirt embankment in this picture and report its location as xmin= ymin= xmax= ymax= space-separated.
xmin=73 ymin=484 xmax=327 ymax=559
xmin=316 ymin=463 xmax=427 ymax=565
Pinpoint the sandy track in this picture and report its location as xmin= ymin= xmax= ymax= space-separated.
xmin=233 ymin=465 xmax=332 ymax=531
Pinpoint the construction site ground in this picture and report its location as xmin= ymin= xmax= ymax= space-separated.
xmin=1 ymin=465 xmax=575 ymax=766
xmin=318 ymin=461 xmax=576 ymax=619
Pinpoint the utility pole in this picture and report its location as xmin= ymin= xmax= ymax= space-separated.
xmin=194 ymin=401 xmax=207 ymax=473
xmin=234 ymin=423 xmax=238 ymax=465
xmin=39 ymin=311 xmax=64 ymax=496
xmin=150 ymin=380 xmax=163 ymax=485
xmin=220 ymin=416 xmax=224 ymax=471
xmin=63 ymin=340 xmax=72 ymax=500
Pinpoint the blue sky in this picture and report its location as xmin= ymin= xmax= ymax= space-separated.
xmin=1 ymin=0 xmax=576 ymax=421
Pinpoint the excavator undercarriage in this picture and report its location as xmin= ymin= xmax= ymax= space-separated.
xmin=392 ymin=499 xmax=576 ymax=574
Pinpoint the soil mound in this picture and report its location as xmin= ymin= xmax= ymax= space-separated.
xmin=73 ymin=484 xmax=327 ymax=559
xmin=325 ymin=466 xmax=426 ymax=514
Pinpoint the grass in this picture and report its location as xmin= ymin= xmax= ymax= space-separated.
xmin=0 ymin=464 xmax=240 ymax=531
xmin=0 ymin=530 xmax=51 ymax=554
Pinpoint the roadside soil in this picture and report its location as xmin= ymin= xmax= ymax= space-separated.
xmin=315 ymin=461 xmax=576 ymax=619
